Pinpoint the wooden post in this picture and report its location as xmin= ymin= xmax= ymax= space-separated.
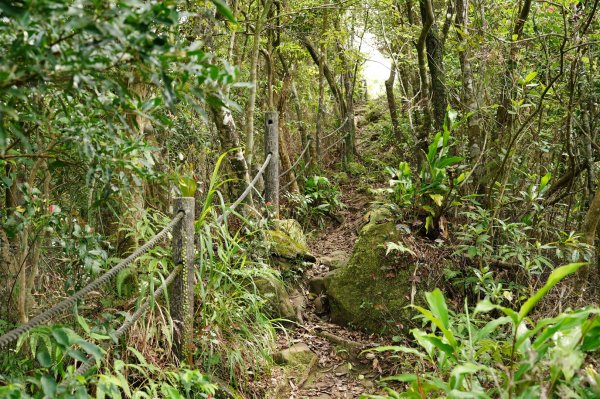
xmin=264 ymin=111 xmax=280 ymax=217
xmin=170 ymin=197 xmax=195 ymax=363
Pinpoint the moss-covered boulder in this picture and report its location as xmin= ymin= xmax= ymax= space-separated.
xmin=267 ymin=219 xmax=310 ymax=260
xmin=273 ymin=219 xmax=308 ymax=248
xmin=327 ymin=208 xmax=423 ymax=335
xmin=255 ymin=277 xmax=297 ymax=322
xmin=273 ymin=343 xmax=317 ymax=366
xmin=320 ymin=250 xmax=350 ymax=270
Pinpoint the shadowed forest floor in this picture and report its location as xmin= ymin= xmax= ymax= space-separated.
xmin=272 ymin=186 xmax=383 ymax=398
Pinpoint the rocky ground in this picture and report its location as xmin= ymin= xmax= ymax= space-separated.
xmin=264 ymin=185 xmax=393 ymax=399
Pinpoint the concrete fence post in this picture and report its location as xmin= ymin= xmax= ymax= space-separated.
xmin=264 ymin=111 xmax=280 ymax=218
xmin=170 ymin=197 xmax=195 ymax=363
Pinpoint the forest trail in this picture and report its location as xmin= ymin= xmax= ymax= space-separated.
xmin=270 ymin=183 xmax=389 ymax=399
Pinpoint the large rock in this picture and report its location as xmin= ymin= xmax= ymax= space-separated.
xmin=267 ymin=219 xmax=312 ymax=260
xmin=320 ymin=250 xmax=350 ymax=270
xmin=274 ymin=343 xmax=317 ymax=366
xmin=327 ymin=207 xmax=423 ymax=335
xmin=255 ymin=277 xmax=297 ymax=322
xmin=273 ymin=219 xmax=308 ymax=248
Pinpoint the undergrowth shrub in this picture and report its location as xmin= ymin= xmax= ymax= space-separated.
xmin=362 ymin=263 xmax=600 ymax=399
xmin=192 ymin=152 xmax=279 ymax=394
xmin=0 ymin=152 xmax=282 ymax=397
xmin=377 ymin=113 xmax=464 ymax=237
xmin=452 ymin=200 xmax=592 ymax=305
xmin=287 ymin=175 xmax=344 ymax=228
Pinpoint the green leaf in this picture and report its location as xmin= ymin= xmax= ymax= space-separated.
xmin=77 ymin=316 xmax=91 ymax=334
xmin=380 ymin=374 xmax=418 ymax=383
xmin=581 ymin=317 xmax=600 ymax=352
xmin=52 ymin=327 xmax=71 ymax=347
xmin=412 ymin=305 xmax=458 ymax=349
xmin=540 ymin=172 xmax=552 ymax=190
xmin=211 ymin=0 xmax=237 ymax=23
xmin=420 ymin=334 xmax=455 ymax=359
xmin=177 ymin=175 xmax=197 ymax=197
xmin=37 ymin=342 xmax=52 ymax=368
xmin=425 ymin=215 xmax=434 ymax=234
xmin=475 ymin=316 xmax=512 ymax=342
xmin=518 ymin=263 xmax=587 ymax=319
xmin=474 ymin=300 xmax=519 ymax=325
xmin=524 ymin=71 xmax=538 ymax=83
xmin=425 ymin=289 xmax=450 ymax=329
xmin=41 ymin=375 xmax=57 ymax=397
xmin=79 ymin=341 xmax=104 ymax=360
xmin=430 ymin=194 xmax=444 ymax=207
xmin=437 ymin=156 xmax=463 ymax=169
xmin=362 ymin=345 xmax=426 ymax=358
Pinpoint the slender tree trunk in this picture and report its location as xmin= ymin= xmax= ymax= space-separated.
xmin=291 ymin=82 xmax=310 ymax=165
xmin=300 ymin=37 xmax=343 ymax=112
xmin=277 ymin=64 xmax=300 ymax=194
xmin=244 ymin=0 xmax=274 ymax=169
xmin=455 ymin=0 xmax=481 ymax=157
xmin=421 ymin=0 xmax=447 ymax=131
xmin=495 ymin=0 xmax=532 ymax=131
xmin=316 ymin=30 xmax=326 ymax=162
xmin=211 ymin=106 xmax=252 ymax=203
xmin=385 ymin=65 xmax=401 ymax=140
xmin=416 ymin=0 xmax=434 ymax=147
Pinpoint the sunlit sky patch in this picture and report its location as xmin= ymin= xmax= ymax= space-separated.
xmin=360 ymin=32 xmax=391 ymax=99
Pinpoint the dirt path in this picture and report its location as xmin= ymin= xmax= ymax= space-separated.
xmin=270 ymin=185 xmax=389 ymax=399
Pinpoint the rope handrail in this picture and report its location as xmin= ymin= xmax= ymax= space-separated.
xmin=280 ymin=139 xmax=311 ymax=178
xmin=324 ymin=133 xmax=350 ymax=153
xmin=73 ymin=264 xmax=182 ymax=376
xmin=321 ymin=117 xmax=348 ymax=141
xmin=0 ymin=212 xmax=185 ymax=348
xmin=216 ymin=153 xmax=272 ymax=224
xmin=283 ymin=161 xmax=308 ymax=191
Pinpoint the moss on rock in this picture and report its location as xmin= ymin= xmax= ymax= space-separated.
xmin=327 ymin=208 xmax=423 ymax=335
xmin=267 ymin=230 xmax=309 ymax=259
xmin=273 ymin=219 xmax=308 ymax=248
xmin=255 ymin=277 xmax=297 ymax=321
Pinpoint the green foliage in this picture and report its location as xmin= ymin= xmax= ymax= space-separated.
xmin=1 ymin=310 xmax=216 ymax=398
xmin=362 ymin=264 xmax=600 ymax=399
xmin=288 ymin=175 xmax=345 ymax=228
xmin=453 ymin=201 xmax=593 ymax=304
xmin=381 ymin=116 xmax=463 ymax=234
xmin=191 ymin=153 xmax=279 ymax=392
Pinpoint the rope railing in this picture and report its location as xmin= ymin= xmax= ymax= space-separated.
xmin=1 ymin=109 xmax=303 ymax=384
xmin=321 ymin=118 xmax=348 ymax=141
xmin=73 ymin=264 xmax=182 ymax=376
xmin=217 ymin=153 xmax=272 ymax=224
xmin=282 ymin=161 xmax=308 ymax=191
xmin=324 ymin=133 xmax=350 ymax=153
xmin=0 ymin=212 xmax=185 ymax=348
xmin=280 ymin=139 xmax=311 ymax=178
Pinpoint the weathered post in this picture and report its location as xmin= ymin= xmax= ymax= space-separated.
xmin=170 ymin=197 xmax=195 ymax=363
xmin=264 ymin=111 xmax=280 ymax=218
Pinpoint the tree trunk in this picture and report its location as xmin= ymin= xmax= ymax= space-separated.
xmin=316 ymin=31 xmax=326 ymax=162
xmin=385 ymin=65 xmax=401 ymax=140
xmin=455 ymin=0 xmax=481 ymax=157
xmin=300 ymin=36 xmax=343 ymax=111
xmin=291 ymin=82 xmax=310 ymax=165
xmin=495 ymin=0 xmax=532 ymax=131
xmin=277 ymin=64 xmax=300 ymax=194
xmin=416 ymin=0 xmax=434 ymax=145
xmin=244 ymin=0 xmax=274 ymax=169
xmin=421 ymin=0 xmax=447 ymax=131
xmin=211 ymin=106 xmax=253 ymax=203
